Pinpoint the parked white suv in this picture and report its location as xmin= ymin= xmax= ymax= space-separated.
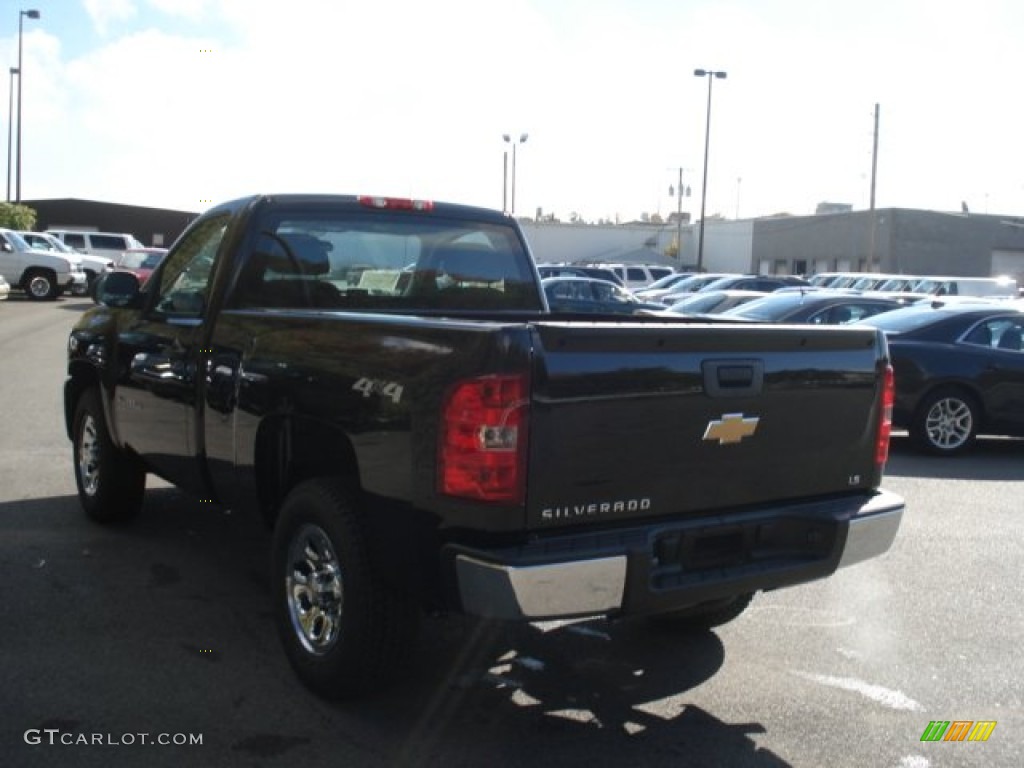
xmin=603 ymin=263 xmax=676 ymax=290
xmin=0 ymin=228 xmax=87 ymax=299
xmin=20 ymin=231 xmax=112 ymax=290
xmin=46 ymin=230 xmax=143 ymax=267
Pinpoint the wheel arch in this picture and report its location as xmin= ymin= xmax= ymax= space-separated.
xmin=253 ymin=414 xmax=361 ymax=528
xmin=914 ymin=380 xmax=987 ymax=426
xmin=64 ymin=362 xmax=102 ymax=440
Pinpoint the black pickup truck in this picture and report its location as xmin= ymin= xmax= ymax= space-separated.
xmin=66 ymin=194 xmax=904 ymax=698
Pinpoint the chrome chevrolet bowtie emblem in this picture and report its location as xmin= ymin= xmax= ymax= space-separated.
xmin=703 ymin=413 xmax=760 ymax=445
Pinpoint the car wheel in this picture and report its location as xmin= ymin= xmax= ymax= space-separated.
xmin=25 ymin=269 xmax=58 ymax=300
xmin=647 ymin=592 xmax=754 ymax=632
xmin=272 ymin=478 xmax=419 ymax=699
xmin=911 ymin=388 xmax=980 ymax=456
xmin=72 ymin=388 xmax=146 ymax=523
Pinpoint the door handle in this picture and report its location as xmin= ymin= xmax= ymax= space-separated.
xmin=702 ymin=359 xmax=764 ymax=398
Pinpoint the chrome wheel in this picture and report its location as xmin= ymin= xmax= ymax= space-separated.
xmin=285 ymin=524 xmax=344 ymax=655
xmin=78 ymin=413 xmax=101 ymax=496
xmin=28 ymin=275 xmax=53 ymax=299
xmin=924 ymin=396 xmax=974 ymax=451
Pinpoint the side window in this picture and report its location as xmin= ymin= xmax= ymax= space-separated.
xmin=993 ymin=320 xmax=1024 ymax=352
xmin=853 ymin=303 xmax=889 ymax=321
xmin=626 ymin=267 xmax=645 ymax=282
xmin=963 ymin=322 xmax=993 ymax=347
xmin=551 ymin=281 xmax=573 ymax=300
xmin=807 ymin=309 xmax=828 ymax=325
xmin=153 ymin=215 xmax=229 ymax=317
xmin=91 ymin=234 xmax=130 ymax=250
xmin=610 ymin=285 xmax=633 ymax=303
xmin=64 ymin=233 xmax=86 ymax=249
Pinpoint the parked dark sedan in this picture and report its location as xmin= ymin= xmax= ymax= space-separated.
xmin=720 ymin=290 xmax=903 ymax=325
xmin=536 ymin=264 xmax=625 ymax=286
xmin=697 ymin=274 xmax=809 ymax=293
xmin=542 ymin=276 xmax=664 ymax=315
xmin=856 ymin=303 xmax=1024 ymax=455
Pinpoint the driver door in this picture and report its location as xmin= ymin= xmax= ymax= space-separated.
xmin=113 ymin=215 xmax=228 ymax=494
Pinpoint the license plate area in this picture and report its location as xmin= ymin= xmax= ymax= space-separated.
xmin=651 ymin=518 xmax=836 ymax=589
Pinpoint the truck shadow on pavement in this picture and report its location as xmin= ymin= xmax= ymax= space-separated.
xmin=1 ymin=489 xmax=791 ymax=768
xmin=358 ymin=615 xmax=792 ymax=767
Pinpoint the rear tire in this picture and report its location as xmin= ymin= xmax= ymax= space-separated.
xmin=910 ymin=388 xmax=980 ymax=456
xmin=647 ymin=593 xmax=754 ymax=632
xmin=72 ymin=389 xmax=146 ymax=523
xmin=25 ymin=269 xmax=58 ymax=300
xmin=272 ymin=478 xmax=419 ymax=699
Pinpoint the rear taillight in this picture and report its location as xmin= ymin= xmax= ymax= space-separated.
xmin=358 ymin=195 xmax=434 ymax=211
xmin=439 ymin=374 xmax=528 ymax=503
xmin=876 ymin=364 xmax=894 ymax=467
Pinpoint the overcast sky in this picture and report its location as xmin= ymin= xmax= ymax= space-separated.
xmin=3 ymin=0 xmax=1023 ymax=222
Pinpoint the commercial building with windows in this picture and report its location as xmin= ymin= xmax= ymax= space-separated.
xmin=525 ymin=208 xmax=1024 ymax=285
xmin=747 ymin=208 xmax=1024 ymax=283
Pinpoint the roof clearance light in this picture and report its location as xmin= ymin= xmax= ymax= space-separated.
xmin=358 ymin=195 xmax=434 ymax=211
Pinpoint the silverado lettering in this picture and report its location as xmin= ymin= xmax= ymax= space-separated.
xmin=65 ymin=193 xmax=904 ymax=700
xmin=542 ymin=498 xmax=652 ymax=520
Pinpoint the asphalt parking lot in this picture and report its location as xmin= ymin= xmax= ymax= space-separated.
xmin=1 ymin=294 xmax=1021 ymax=768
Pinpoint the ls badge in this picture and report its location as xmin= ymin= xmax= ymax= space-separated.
xmin=703 ymin=413 xmax=760 ymax=445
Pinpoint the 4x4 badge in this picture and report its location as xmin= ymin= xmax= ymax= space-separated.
xmin=703 ymin=413 xmax=760 ymax=445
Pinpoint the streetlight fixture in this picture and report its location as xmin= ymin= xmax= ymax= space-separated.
xmin=503 ymin=132 xmax=528 ymax=215
xmin=7 ymin=67 xmax=18 ymax=203
xmin=17 ymin=8 xmax=41 ymax=203
xmin=694 ymin=68 xmax=726 ymax=272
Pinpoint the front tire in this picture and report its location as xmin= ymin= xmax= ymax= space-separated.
xmin=911 ymin=388 xmax=980 ymax=456
xmin=272 ymin=478 xmax=419 ymax=699
xmin=72 ymin=389 xmax=146 ymax=523
xmin=25 ymin=269 xmax=58 ymax=300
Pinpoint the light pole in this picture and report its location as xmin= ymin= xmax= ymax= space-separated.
xmin=503 ymin=132 xmax=528 ymax=215
xmin=668 ymin=167 xmax=690 ymax=262
xmin=501 ymin=149 xmax=508 ymax=212
xmin=17 ymin=8 xmax=41 ymax=204
xmin=7 ymin=67 xmax=17 ymax=203
xmin=694 ymin=68 xmax=726 ymax=272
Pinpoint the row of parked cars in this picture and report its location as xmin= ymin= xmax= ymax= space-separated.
xmin=535 ymin=263 xmax=1024 ymax=456
xmin=0 ymin=228 xmax=166 ymax=300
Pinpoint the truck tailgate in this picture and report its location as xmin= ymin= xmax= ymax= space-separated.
xmin=525 ymin=321 xmax=886 ymax=531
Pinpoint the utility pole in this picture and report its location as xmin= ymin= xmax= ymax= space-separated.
xmin=869 ymin=103 xmax=880 ymax=269
xmin=870 ymin=103 xmax=879 ymax=211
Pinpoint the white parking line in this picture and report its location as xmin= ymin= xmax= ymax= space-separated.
xmin=793 ymin=671 xmax=924 ymax=711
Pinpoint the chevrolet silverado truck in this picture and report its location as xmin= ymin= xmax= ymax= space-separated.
xmin=65 ymin=194 xmax=904 ymax=699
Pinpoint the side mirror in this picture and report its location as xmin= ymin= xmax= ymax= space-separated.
xmin=95 ymin=270 xmax=142 ymax=308
xmin=1 ymin=242 xmax=11 ymax=252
